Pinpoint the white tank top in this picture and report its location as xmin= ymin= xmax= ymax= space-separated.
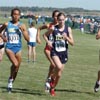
xmin=28 ymin=27 xmax=37 ymax=42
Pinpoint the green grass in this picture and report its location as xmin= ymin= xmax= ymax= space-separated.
xmin=0 ymin=17 xmax=100 ymax=100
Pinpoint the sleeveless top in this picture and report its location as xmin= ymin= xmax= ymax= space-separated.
xmin=5 ymin=21 xmax=22 ymax=48
xmin=47 ymin=23 xmax=55 ymax=42
xmin=52 ymin=25 xmax=69 ymax=52
xmin=28 ymin=27 xmax=37 ymax=42
xmin=45 ymin=22 xmax=55 ymax=49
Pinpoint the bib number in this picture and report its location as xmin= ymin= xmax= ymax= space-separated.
xmin=9 ymin=34 xmax=19 ymax=44
xmin=55 ymin=34 xmax=66 ymax=52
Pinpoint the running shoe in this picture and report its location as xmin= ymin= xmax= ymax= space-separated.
xmin=94 ymin=81 xmax=100 ymax=92
xmin=7 ymin=78 xmax=13 ymax=93
xmin=45 ymin=78 xmax=51 ymax=92
xmin=50 ymin=88 xmax=56 ymax=96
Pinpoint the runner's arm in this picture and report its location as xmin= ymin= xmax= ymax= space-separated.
xmin=19 ymin=24 xmax=29 ymax=42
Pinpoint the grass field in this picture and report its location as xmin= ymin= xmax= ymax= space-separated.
xmin=0 ymin=17 xmax=100 ymax=100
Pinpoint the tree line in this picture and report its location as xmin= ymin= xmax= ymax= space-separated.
xmin=0 ymin=7 xmax=100 ymax=16
xmin=0 ymin=6 xmax=100 ymax=13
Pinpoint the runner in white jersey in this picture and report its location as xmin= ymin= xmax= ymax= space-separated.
xmin=27 ymin=22 xmax=38 ymax=62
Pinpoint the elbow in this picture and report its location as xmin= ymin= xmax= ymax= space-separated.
xmin=71 ymin=43 xmax=74 ymax=46
xmin=25 ymin=37 xmax=29 ymax=42
xmin=70 ymin=41 xmax=74 ymax=46
xmin=96 ymin=35 xmax=100 ymax=40
xmin=72 ymin=43 xmax=74 ymax=46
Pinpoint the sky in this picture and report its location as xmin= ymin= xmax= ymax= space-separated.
xmin=0 ymin=0 xmax=100 ymax=10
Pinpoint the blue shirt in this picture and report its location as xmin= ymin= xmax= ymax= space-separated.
xmin=5 ymin=21 xmax=22 ymax=49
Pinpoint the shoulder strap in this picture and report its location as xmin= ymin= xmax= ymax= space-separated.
xmin=65 ymin=25 xmax=69 ymax=37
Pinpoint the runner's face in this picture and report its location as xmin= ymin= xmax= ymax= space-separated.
xmin=53 ymin=12 xmax=59 ymax=22
xmin=58 ymin=15 xmax=65 ymax=26
xmin=12 ymin=10 xmax=20 ymax=22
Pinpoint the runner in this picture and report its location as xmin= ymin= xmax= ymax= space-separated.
xmin=94 ymin=28 xmax=100 ymax=92
xmin=0 ymin=8 xmax=29 ymax=92
xmin=27 ymin=22 xmax=38 ymax=62
xmin=43 ymin=12 xmax=74 ymax=96
xmin=0 ymin=25 xmax=7 ymax=62
xmin=37 ymin=10 xmax=60 ymax=92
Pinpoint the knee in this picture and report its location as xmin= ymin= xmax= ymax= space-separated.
xmin=14 ymin=62 xmax=20 ymax=72
xmin=13 ymin=61 xmax=19 ymax=68
xmin=57 ymin=68 xmax=63 ymax=78
xmin=14 ymin=59 xmax=21 ymax=67
xmin=57 ymin=71 xmax=62 ymax=78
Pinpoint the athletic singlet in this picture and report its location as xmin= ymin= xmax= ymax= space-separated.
xmin=5 ymin=21 xmax=22 ymax=48
xmin=48 ymin=23 xmax=54 ymax=42
xmin=0 ymin=25 xmax=5 ymax=47
xmin=28 ymin=27 xmax=37 ymax=42
xmin=45 ymin=23 xmax=55 ymax=51
xmin=52 ymin=25 xmax=69 ymax=52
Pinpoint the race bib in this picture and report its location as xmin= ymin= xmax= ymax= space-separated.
xmin=9 ymin=34 xmax=19 ymax=44
xmin=55 ymin=34 xmax=66 ymax=52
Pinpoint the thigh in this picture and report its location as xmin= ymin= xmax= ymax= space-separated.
xmin=44 ymin=49 xmax=54 ymax=65
xmin=28 ymin=45 xmax=32 ymax=52
xmin=0 ymin=48 xmax=4 ymax=60
xmin=52 ymin=55 xmax=64 ymax=70
xmin=0 ymin=48 xmax=4 ymax=54
xmin=32 ymin=46 xmax=36 ymax=51
xmin=5 ymin=49 xmax=21 ymax=65
xmin=15 ymin=51 xmax=22 ymax=65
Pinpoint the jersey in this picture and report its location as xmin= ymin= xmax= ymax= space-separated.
xmin=5 ymin=21 xmax=22 ymax=49
xmin=48 ymin=23 xmax=55 ymax=42
xmin=0 ymin=37 xmax=4 ymax=49
xmin=0 ymin=24 xmax=5 ymax=46
xmin=52 ymin=25 xmax=69 ymax=52
xmin=45 ymin=22 xmax=55 ymax=51
xmin=28 ymin=27 xmax=37 ymax=42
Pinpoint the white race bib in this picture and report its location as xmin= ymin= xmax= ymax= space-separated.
xmin=55 ymin=34 xmax=66 ymax=52
xmin=9 ymin=34 xmax=19 ymax=44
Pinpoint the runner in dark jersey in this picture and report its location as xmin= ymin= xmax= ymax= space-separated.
xmin=43 ymin=12 xmax=74 ymax=96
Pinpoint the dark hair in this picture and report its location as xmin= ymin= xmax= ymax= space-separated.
xmin=52 ymin=10 xmax=60 ymax=18
xmin=57 ymin=12 xmax=66 ymax=19
xmin=30 ymin=22 xmax=35 ymax=26
xmin=11 ymin=8 xmax=21 ymax=16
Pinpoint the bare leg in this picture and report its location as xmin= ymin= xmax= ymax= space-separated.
xmin=6 ymin=49 xmax=21 ymax=81
xmin=0 ymin=48 xmax=4 ymax=62
xmin=44 ymin=49 xmax=55 ymax=79
xmin=28 ymin=45 xmax=32 ymax=62
xmin=97 ymin=70 xmax=100 ymax=81
xmin=32 ymin=46 xmax=36 ymax=62
xmin=51 ymin=56 xmax=64 ymax=88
